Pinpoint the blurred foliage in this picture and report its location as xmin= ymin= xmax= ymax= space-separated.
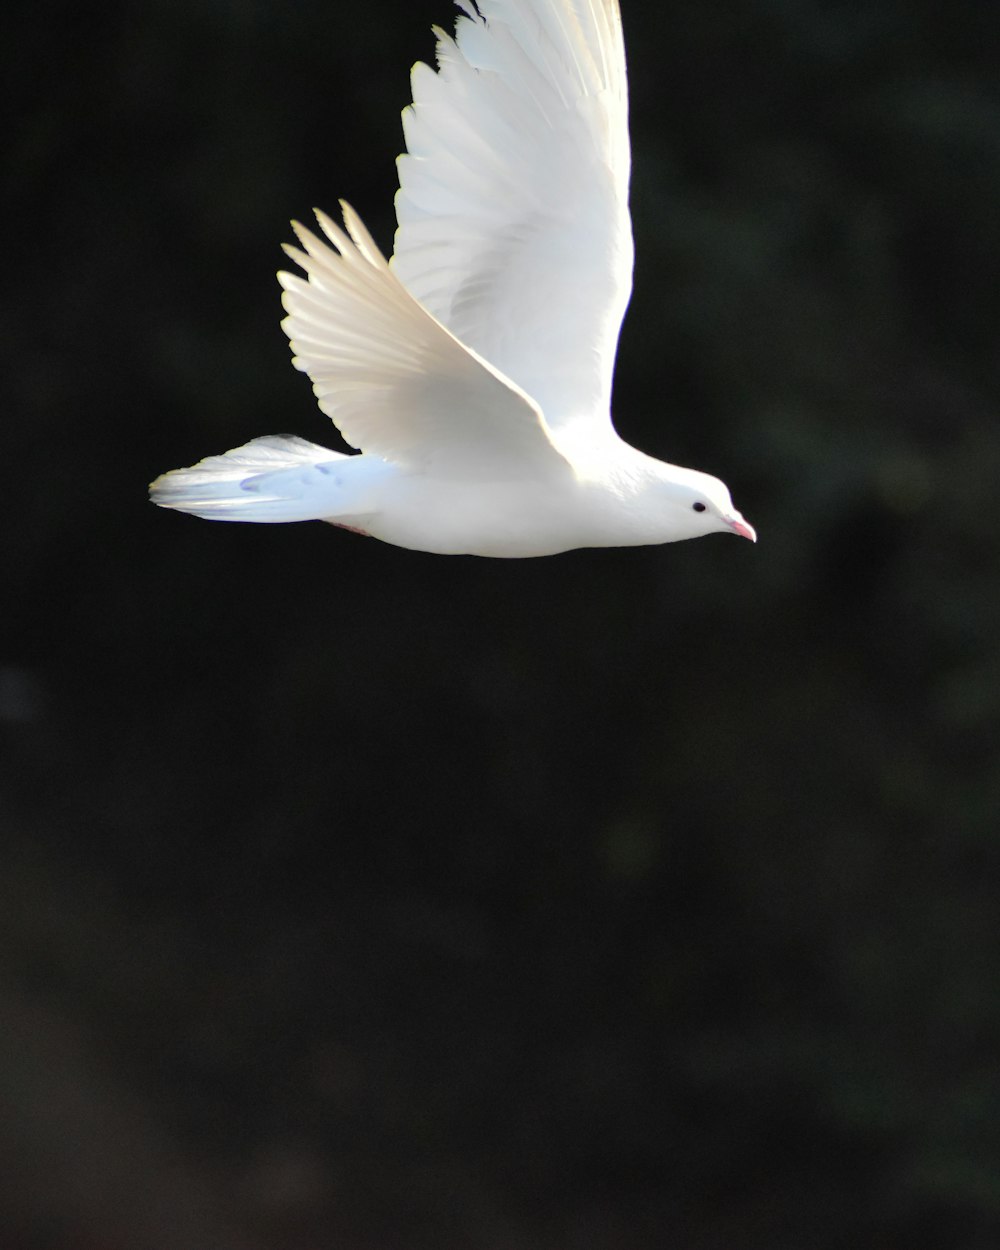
xmin=3 ymin=0 xmax=1000 ymax=1246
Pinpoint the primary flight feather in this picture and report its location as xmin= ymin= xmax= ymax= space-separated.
xmin=150 ymin=0 xmax=756 ymax=556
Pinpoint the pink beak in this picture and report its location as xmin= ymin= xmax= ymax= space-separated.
xmin=726 ymin=513 xmax=757 ymax=543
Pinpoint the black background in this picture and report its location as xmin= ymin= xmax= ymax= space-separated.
xmin=5 ymin=1 xmax=1000 ymax=1246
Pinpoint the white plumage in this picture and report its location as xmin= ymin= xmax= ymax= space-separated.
xmin=150 ymin=0 xmax=755 ymax=556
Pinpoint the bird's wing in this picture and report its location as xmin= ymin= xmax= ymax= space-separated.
xmin=392 ymin=0 xmax=632 ymax=436
xmin=279 ymin=205 xmax=570 ymax=480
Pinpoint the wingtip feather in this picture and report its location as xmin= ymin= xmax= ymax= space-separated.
xmin=337 ymin=201 xmax=389 ymax=269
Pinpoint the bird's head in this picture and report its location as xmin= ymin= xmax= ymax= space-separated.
xmin=651 ymin=464 xmax=757 ymax=544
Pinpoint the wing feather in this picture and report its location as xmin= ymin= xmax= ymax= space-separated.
xmin=278 ymin=204 xmax=568 ymax=480
xmin=392 ymin=0 xmax=632 ymax=432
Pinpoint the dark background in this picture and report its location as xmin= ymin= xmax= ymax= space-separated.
xmin=5 ymin=0 xmax=1000 ymax=1246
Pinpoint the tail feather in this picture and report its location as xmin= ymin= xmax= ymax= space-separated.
xmin=149 ymin=435 xmax=354 ymax=523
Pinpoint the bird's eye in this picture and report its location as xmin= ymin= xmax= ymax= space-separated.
xmin=692 ymin=501 xmax=707 ymax=513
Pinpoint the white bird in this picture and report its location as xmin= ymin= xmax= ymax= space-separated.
xmin=150 ymin=0 xmax=755 ymax=557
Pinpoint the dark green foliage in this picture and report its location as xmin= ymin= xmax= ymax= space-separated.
xmin=4 ymin=0 xmax=1000 ymax=1246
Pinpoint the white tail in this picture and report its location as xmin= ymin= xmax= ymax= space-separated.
xmin=149 ymin=435 xmax=352 ymax=522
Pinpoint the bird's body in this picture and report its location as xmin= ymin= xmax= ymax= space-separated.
xmin=150 ymin=0 xmax=755 ymax=556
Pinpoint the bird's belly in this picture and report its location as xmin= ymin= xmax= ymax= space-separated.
xmin=361 ymin=477 xmax=597 ymax=558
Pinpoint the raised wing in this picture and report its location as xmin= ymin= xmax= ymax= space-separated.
xmin=278 ymin=205 xmax=569 ymax=480
xmin=392 ymin=0 xmax=633 ymax=435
